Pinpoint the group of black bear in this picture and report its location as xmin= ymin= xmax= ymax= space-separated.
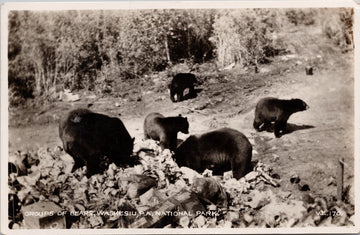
xmin=59 ymin=73 xmax=309 ymax=179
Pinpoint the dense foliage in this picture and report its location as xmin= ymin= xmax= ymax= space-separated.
xmin=8 ymin=8 xmax=353 ymax=106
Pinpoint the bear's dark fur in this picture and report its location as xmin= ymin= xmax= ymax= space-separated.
xmin=59 ymin=109 xmax=134 ymax=177
xmin=143 ymin=112 xmax=189 ymax=151
xmin=169 ymin=73 xmax=197 ymax=102
xmin=253 ymin=97 xmax=309 ymax=138
xmin=173 ymin=128 xmax=252 ymax=179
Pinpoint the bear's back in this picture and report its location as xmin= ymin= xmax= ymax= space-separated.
xmin=59 ymin=108 xmax=132 ymax=154
xmin=256 ymin=97 xmax=308 ymax=113
xmin=199 ymin=128 xmax=252 ymax=154
xmin=174 ymin=128 xmax=252 ymax=176
xmin=172 ymin=73 xmax=196 ymax=87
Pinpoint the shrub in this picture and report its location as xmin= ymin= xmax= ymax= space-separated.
xmin=322 ymin=8 xmax=353 ymax=49
xmin=285 ymin=9 xmax=315 ymax=26
xmin=210 ymin=9 xmax=277 ymax=71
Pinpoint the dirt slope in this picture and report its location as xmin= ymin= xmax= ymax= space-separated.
xmin=124 ymin=50 xmax=354 ymax=199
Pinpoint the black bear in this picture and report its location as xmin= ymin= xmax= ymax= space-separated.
xmin=253 ymin=97 xmax=309 ymax=138
xmin=143 ymin=112 xmax=189 ymax=151
xmin=173 ymin=128 xmax=252 ymax=179
xmin=169 ymin=73 xmax=197 ymax=102
xmin=59 ymin=109 xmax=135 ymax=177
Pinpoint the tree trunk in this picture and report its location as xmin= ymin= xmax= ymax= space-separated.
xmin=164 ymin=35 xmax=171 ymax=64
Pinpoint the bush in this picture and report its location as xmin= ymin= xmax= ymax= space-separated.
xmin=285 ymin=9 xmax=315 ymax=26
xmin=210 ymin=9 xmax=277 ymax=71
xmin=322 ymin=8 xmax=353 ymax=49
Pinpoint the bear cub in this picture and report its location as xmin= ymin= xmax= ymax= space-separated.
xmin=143 ymin=112 xmax=189 ymax=151
xmin=59 ymin=109 xmax=135 ymax=177
xmin=173 ymin=128 xmax=252 ymax=179
xmin=169 ymin=73 xmax=197 ymax=102
xmin=253 ymin=97 xmax=309 ymax=138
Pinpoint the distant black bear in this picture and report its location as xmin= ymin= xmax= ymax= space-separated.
xmin=169 ymin=73 xmax=197 ymax=102
xmin=143 ymin=112 xmax=189 ymax=151
xmin=173 ymin=128 xmax=252 ymax=179
xmin=253 ymin=97 xmax=309 ymax=138
xmin=59 ymin=109 xmax=135 ymax=177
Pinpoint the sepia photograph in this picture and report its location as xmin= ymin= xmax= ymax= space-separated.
xmin=1 ymin=1 xmax=359 ymax=234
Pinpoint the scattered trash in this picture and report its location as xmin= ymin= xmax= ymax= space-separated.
xmin=327 ymin=176 xmax=337 ymax=186
xmin=223 ymin=171 xmax=233 ymax=181
xmin=290 ymin=175 xmax=301 ymax=184
xmin=305 ymin=66 xmax=313 ymax=75
xmin=221 ymin=62 xmax=236 ymax=71
xmin=225 ymin=211 xmax=240 ymax=222
xmin=139 ymin=188 xmax=166 ymax=207
xmin=245 ymin=171 xmax=259 ymax=182
xmin=299 ymin=184 xmax=310 ymax=191
xmin=281 ymin=54 xmax=296 ymax=61
xmin=179 ymin=167 xmax=202 ymax=185
xmin=192 ymin=177 xmax=227 ymax=207
xmin=126 ymin=175 xmax=157 ymax=199
xmin=86 ymin=94 xmax=97 ymax=99
xmin=244 ymin=189 xmax=273 ymax=209
xmin=8 ymin=144 xmax=355 ymax=229
xmin=259 ymin=199 xmax=306 ymax=227
xmin=21 ymin=201 xmax=66 ymax=229
xmin=176 ymin=190 xmax=206 ymax=219
xmin=61 ymin=89 xmax=80 ymax=102
xmin=271 ymin=173 xmax=281 ymax=179
xmin=8 ymin=152 xmax=31 ymax=176
xmin=243 ymin=212 xmax=254 ymax=224
xmin=272 ymin=154 xmax=280 ymax=162
xmin=178 ymin=216 xmax=190 ymax=228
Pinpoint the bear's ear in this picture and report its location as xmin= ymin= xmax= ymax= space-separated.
xmin=132 ymin=137 xmax=135 ymax=143
xmin=303 ymin=101 xmax=309 ymax=109
xmin=178 ymin=114 xmax=182 ymax=117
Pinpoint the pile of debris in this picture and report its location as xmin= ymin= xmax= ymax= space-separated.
xmin=8 ymin=140 xmax=355 ymax=229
